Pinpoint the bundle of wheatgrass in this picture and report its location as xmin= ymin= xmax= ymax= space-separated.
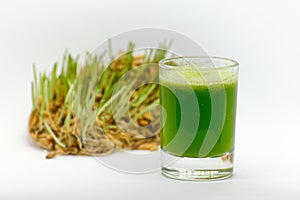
xmin=28 ymin=42 xmax=169 ymax=158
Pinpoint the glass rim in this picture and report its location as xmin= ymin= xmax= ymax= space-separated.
xmin=159 ymin=56 xmax=239 ymax=70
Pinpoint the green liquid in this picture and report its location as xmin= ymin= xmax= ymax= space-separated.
xmin=160 ymin=77 xmax=238 ymax=158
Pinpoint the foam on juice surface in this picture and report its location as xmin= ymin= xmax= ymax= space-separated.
xmin=160 ymin=65 xmax=238 ymax=87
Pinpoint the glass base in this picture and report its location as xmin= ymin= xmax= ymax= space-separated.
xmin=161 ymin=150 xmax=234 ymax=181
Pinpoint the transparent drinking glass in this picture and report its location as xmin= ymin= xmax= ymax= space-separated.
xmin=159 ymin=56 xmax=239 ymax=180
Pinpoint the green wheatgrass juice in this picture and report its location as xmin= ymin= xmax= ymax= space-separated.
xmin=160 ymin=67 xmax=238 ymax=158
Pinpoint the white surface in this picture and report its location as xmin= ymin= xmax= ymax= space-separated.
xmin=1 ymin=0 xmax=300 ymax=199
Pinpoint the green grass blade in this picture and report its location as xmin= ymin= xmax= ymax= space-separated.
xmin=42 ymin=115 xmax=66 ymax=148
xmin=31 ymin=82 xmax=36 ymax=108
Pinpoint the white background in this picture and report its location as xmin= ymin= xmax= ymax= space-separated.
xmin=1 ymin=0 xmax=300 ymax=199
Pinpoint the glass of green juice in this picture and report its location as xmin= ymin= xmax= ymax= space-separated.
xmin=159 ymin=56 xmax=239 ymax=180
